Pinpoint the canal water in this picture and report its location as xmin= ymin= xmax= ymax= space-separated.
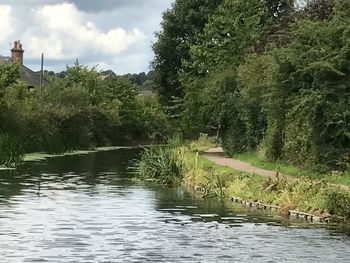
xmin=0 ymin=148 xmax=349 ymax=262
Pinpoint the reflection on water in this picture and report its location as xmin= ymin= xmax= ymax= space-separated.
xmin=0 ymin=149 xmax=350 ymax=262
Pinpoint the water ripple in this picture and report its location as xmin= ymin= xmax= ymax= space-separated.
xmin=0 ymin=149 xmax=350 ymax=262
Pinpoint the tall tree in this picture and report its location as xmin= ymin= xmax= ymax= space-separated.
xmin=187 ymin=0 xmax=294 ymax=75
xmin=152 ymin=0 xmax=222 ymax=104
xmin=181 ymin=0 xmax=294 ymax=138
xmin=303 ymin=0 xmax=333 ymax=20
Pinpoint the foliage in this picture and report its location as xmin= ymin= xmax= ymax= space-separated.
xmin=187 ymin=0 xmax=272 ymax=74
xmin=326 ymin=190 xmax=350 ymax=219
xmin=189 ymin=133 xmax=218 ymax=153
xmin=0 ymin=62 xmax=20 ymax=93
xmin=152 ymin=0 xmax=223 ymax=104
xmin=203 ymin=172 xmax=226 ymax=199
xmin=0 ymin=133 xmax=24 ymax=167
xmin=154 ymin=0 xmax=350 ymax=172
xmin=124 ymin=71 xmax=156 ymax=91
xmin=136 ymin=146 xmax=186 ymax=186
xmin=0 ymin=61 xmax=171 ymax=164
xmin=136 ymin=91 xmax=170 ymax=141
xmin=181 ymin=145 xmax=350 ymax=219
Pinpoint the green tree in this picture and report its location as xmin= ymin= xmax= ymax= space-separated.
xmin=152 ymin=0 xmax=222 ymax=103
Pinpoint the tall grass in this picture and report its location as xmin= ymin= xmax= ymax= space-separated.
xmin=135 ymin=146 xmax=186 ymax=186
xmin=203 ymin=172 xmax=226 ymax=199
xmin=44 ymin=133 xmax=70 ymax=154
xmin=0 ymin=133 xmax=24 ymax=168
xmin=182 ymin=147 xmax=350 ymax=221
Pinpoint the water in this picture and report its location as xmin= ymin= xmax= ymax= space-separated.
xmin=0 ymin=149 xmax=350 ymax=263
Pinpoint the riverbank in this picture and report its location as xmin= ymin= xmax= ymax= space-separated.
xmin=181 ymin=147 xmax=349 ymax=223
xmin=203 ymin=149 xmax=349 ymax=192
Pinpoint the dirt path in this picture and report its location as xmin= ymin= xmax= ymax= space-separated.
xmin=202 ymin=147 xmax=349 ymax=190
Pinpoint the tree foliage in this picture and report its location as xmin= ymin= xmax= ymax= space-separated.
xmin=0 ymin=62 xmax=170 ymax=158
xmin=154 ymin=0 xmax=350 ymax=171
xmin=152 ymin=0 xmax=222 ymax=103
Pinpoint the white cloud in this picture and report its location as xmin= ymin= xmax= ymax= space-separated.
xmin=22 ymin=3 xmax=145 ymax=59
xmin=0 ymin=1 xmax=173 ymax=73
xmin=0 ymin=5 xmax=12 ymax=40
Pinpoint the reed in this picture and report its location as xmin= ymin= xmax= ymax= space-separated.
xmin=0 ymin=133 xmax=24 ymax=168
xmin=135 ymin=146 xmax=186 ymax=186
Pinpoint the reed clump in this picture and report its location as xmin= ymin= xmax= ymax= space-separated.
xmin=0 ymin=133 xmax=24 ymax=168
xmin=135 ymin=146 xmax=186 ymax=186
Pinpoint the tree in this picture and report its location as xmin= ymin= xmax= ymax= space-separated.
xmin=187 ymin=0 xmax=294 ymax=75
xmin=181 ymin=0 xmax=293 ymax=139
xmin=236 ymin=1 xmax=350 ymax=167
xmin=152 ymin=0 xmax=222 ymax=104
xmin=0 ymin=62 xmax=20 ymax=96
xmin=303 ymin=0 xmax=333 ymax=20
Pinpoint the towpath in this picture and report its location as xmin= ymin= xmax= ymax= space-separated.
xmin=202 ymin=147 xmax=349 ymax=191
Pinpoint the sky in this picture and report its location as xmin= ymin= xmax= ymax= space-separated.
xmin=0 ymin=0 xmax=173 ymax=74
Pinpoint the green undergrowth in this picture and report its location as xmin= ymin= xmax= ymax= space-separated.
xmin=135 ymin=136 xmax=350 ymax=221
xmin=188 ymin=133 xmax=219 ymax=153
xmin=134 ymin=146 xmax=186 ymax=186
xmin=0 ymin=134 xmax=24 ymax=168
xmin=179 ymin=141 xmax=350 ymax=221
xmin=233 ymin=152 xmax=350 ymax=186
xmin=134 ymin=135 xmax=216 ymax=186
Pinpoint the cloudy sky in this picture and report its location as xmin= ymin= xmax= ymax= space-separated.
xmin=0 ymin=0 xmax=173 ymax=74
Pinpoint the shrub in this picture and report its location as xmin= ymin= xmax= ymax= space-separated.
xmin=326 ymin=190 xmax=350 ymax=219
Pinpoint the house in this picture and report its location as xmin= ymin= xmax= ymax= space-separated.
xmin=0 ymin=40 xmax=48 ymax=88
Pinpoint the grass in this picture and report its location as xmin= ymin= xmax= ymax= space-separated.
xmin=233 ymin=152 xmax=350 ymax=186
xmin=0 ymin=134 xmax=24 ymax=168
xmin=177 ymin=139 xmax=350 ymax=221
xmin=135 ymin=146 xmax=186 ymax=186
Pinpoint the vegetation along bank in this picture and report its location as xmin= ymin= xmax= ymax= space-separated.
xmin=152 ymin=0 xmax=349 ymax=174
xmin=133 ymin=0 xmax=350 ymax=223
xmin=0 ymin=62 xmax=170 ymax=168
xmin=136 ymin=135 xmax=350 ymax=223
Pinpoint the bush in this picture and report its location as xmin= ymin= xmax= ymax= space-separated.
xmin=0 ymin=133 xmax=24 ymax=167
xmin=326 ymin=190 xmax=350 ymax=219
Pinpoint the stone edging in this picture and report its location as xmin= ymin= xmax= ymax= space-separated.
xmin=230 ymin=197 xmax=331 ymax=223
xmin=189 ymin=183 xmax=333 ymax=224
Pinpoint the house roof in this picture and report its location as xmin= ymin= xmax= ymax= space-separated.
xmin=21 ymin=65 xmax=49 ymax=88
xmin=0 ymin=55 xmax=48 ymax=88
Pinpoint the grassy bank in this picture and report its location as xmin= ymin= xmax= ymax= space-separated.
xmin=183 ymin=151 xmax=350 ymax=220
xmin=136 ymin=137 xmax=350 ymax=222
xmin=233 ymin=152 xmax=350 ymax=186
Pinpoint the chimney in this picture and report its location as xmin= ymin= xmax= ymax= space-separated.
xmin=11 ymin=40 xmax=24 ymax=65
